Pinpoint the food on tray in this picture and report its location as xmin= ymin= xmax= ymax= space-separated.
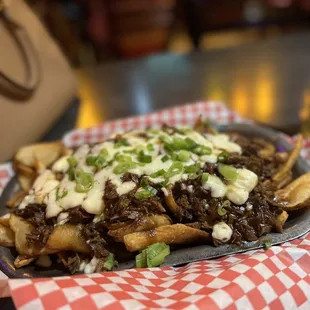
xmin=1 ymin=119 xmax=309 ymax=274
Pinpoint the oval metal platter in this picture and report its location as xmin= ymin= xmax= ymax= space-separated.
xmin=0 ymin=123 xmax=309 ymax=278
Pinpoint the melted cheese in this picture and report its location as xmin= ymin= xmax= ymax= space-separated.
xmin=203 ymin=175 xmax=227 ymax=198
xmin=19 ymin=127 xmax=258 ymax=219
xmin=212 ymin=222 xmax=233 ymax=242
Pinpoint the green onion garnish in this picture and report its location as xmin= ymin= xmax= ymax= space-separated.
xmin=115 ymin=154 xmax=132 ymax=162
xmin=166 ymin=162 xmax=183 ymax=178
xmin=135 ymin=186 xmax=157 ymax=200
xmin=150 ymin=169 xmax=166 ymax=178
xmin=177 ymin=150 xmax=190 ymax=162
xmin=185 ymin=137 xmax=199 ymax=150
xmin=218 ymin=151 xmax=229 ymax=163
xmin=146 ymin=243 xmax=170 ymax=267
xmin=138 ymin=151 xmax=152 ymax=163
xmin=218 ymin=164 xmax=238 ymax=182
xmin=147 ymin=144 xmax=155 ymax=151
xmin=67 ymin=156 xmax=77 ymax=181
xmin=95 ymin=155 xmax=106 ymax=169
xmin=74 ymin=168 xmax=94 ymax=193
xmin=56 ymin=188 xmax=68 ymax=201
xmin=113 ymin=162 xmax=136 ymax=174
xmin=103 ymin=253 xmax=114 ymax=271
xmin=193 ymin=145 xmax=212 ymax=156
xmin=136 ymin=249 xmax=147 ymax=268
xmin=159 ymin=135 xmax=171 ymax=144
xmin=86 ymin=156 xmax=97 ymax=166
xmin=115 ymin=138 xmax=129 ymax=148
xmin=160 ymin=179 xmax=170 ymax=187
xmin=184 ymin=163 xmax=200 ymax=174
xmin=140 ymin=177 xmax=149 ymax=188
xmin=100 ymin=148 xmax=109 ymax=158
xmin=171 ymin=137 xmax=188 ymax=150
xmin=218 ymin=200 xmax=230 ymax=216
xmin=263 ymin=241 xmax=272 ymax=250
xmin=161 ymin=155 xmax=170 ymax=162
xmin=67 ymin=156 xmax=77 ymax=167
xmin=201 ymin=173 xmax=209 ymax=184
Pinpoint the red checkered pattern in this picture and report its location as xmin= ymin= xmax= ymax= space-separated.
xmin=0 ymin=101 xmax=310 ymax=310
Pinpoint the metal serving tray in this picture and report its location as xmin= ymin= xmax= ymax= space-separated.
xmin=0 ymin=123 xmax=309 ymax=278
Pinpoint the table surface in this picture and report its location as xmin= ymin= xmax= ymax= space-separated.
xmin=78 ymin=31 xmax=310 ymax=135
xmin=3 ymin=31 xmax=310 ymax=310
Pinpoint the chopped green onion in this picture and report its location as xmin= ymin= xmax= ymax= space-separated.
xmin=263 ymin=241 xmax=272 ymax=250
xmin=74 ymin=168 xmax=94 ymax=193
xmin=166 ymin=162 xmax=183 ymax=178
xmin=218 ymin=164 xmax=238 ymax=182
xmin=103 ymin=253 xmax=114 ymax=271
xmin=140 ymin=177 xmax=149 ymax=188
xmin=218 ymin=151 xmax=229 ymax=163
xmin=113 ymin=162 xmax=136 ymax=174
xmin=177 ymin=150 xmax=190 ymax=162
xmin=161 ymin=155 xmax=170 ymax=162
xmin=56 ymin=188 xmax=68 ymax=201
xmin=148 ymin=129 xmax=160 ymax=134
xmin=201 ymin=173 xmax=209 ymax=184
xmin=184 ymin=163 xmax=200 ymax=174
xmin=123 ymin=149 xmax=137 ymax=154
xmin=185 ymin=137 xmax=199 ymax=150
xmin=193 ymin=145 xmax=212 ymax=156
xmin=100 ymin=148 xmax=109 ymax=158
xmin=115 ymin=138 xmax=129 ymax=148
xmin=138 ymin=151 xmax=152 ymax=163
xmin=217 ymin=201 xmax=229 ymax=216
xmin=67 ymin=156 xmax=77 ymax=168
xmin=159 ymin=135 xmax=171 ymax=144
xmin=68 ymin=167 xmax=75 ymax=181
xmin=171 ymin=137 xmax=188 ymax=150
xmin=160 ymin=179 xmax=170 ymax=187
xmin=147 ymin=144 xmax=155 ymax=151
xmin=115 ymin=154 xmax=132 ymax=162
xmin=95 ymin=155 xmax=106 ymax=169
xmin=150 ymin=169 xmax=166 ymax=178
xmin=86 ymin=156 xmax=97 ymax=166
xmin=136 ymin=249 xmax=147 ymax=268
xmin=135 ymin=186 xmax=157 ymax=200
xmin=146 ymin=243 xmax=170 ymax=267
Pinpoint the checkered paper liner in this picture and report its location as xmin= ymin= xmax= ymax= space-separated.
xmin=0 ymin=101 xmax=310 ymax=310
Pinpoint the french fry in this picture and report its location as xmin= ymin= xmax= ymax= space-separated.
xmin=17 ymin=175 xmax=34 ymax=191
xmin=0 ymin=224 xmax=15 ymax=247
xmin=0 ymin=218 xmax=10 ymax=227
xmin=275 ymin=172 xmax=310 ymax=211
xmin=165 ymin=185 xmax=181 ymax=220
xmin=14 ymin=141 xmax=64 ymax=169
xmin=274 ymin=211 xmax=288 ymax=233
xmin=259 ymin=142 xmax=275 ymax=159
xmin=6 ymin=191 xmax=27 ymax=208
xmin=46 ymin=224 xmax=90 ymax=254
xmin=108 ymin=215 xmax=172 ymax=242
xmin=9 ymin=214 xmax=55 ymax=256
xmin=273 ymin=135 xmax=303 ymax=183
xmin=124 ymin=224 xmax=210 ymax=252
xmin=14 ymin=255 xmax=35 ymax=268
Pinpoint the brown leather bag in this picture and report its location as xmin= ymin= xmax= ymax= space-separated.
xmin=0 ymin=0 xmax=77 ymax=162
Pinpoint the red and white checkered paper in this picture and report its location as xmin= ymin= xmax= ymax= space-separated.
xmin=0 ymin=101 xmax=310 ymax=310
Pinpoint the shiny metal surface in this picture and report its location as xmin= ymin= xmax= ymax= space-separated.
xmin=79 ymin=32 xmax=310 ymax=135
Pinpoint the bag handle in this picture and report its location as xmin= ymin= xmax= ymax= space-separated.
xmin=0 ymin=2 xmax=41 ymax=100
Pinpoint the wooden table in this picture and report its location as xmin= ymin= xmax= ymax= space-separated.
xmin=77 ymin=32 xmax=310 ymax=135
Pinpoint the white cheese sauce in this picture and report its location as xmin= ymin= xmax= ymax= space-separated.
xmin=19 ymin=127 xmax=259 ymax=219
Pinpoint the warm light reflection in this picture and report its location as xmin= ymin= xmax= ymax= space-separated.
xmin=231 ymin=81 xmax=248 ymax=116
xmin=300 ymin=89 xmax=310 ymax=136
xmin=76 ymin=71 xmax=103 ymax=129
xmin=254 ymin=65 xmax=274 ymax=122
xmin=204 ymin=75 xmax=225 ymax=101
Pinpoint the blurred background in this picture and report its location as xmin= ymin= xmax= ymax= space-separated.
xmin=25 ymin=0 xmax=310 ymax=130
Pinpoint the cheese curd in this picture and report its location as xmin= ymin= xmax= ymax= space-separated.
xmin=212 ymin=222 xmax=233 ymax=242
